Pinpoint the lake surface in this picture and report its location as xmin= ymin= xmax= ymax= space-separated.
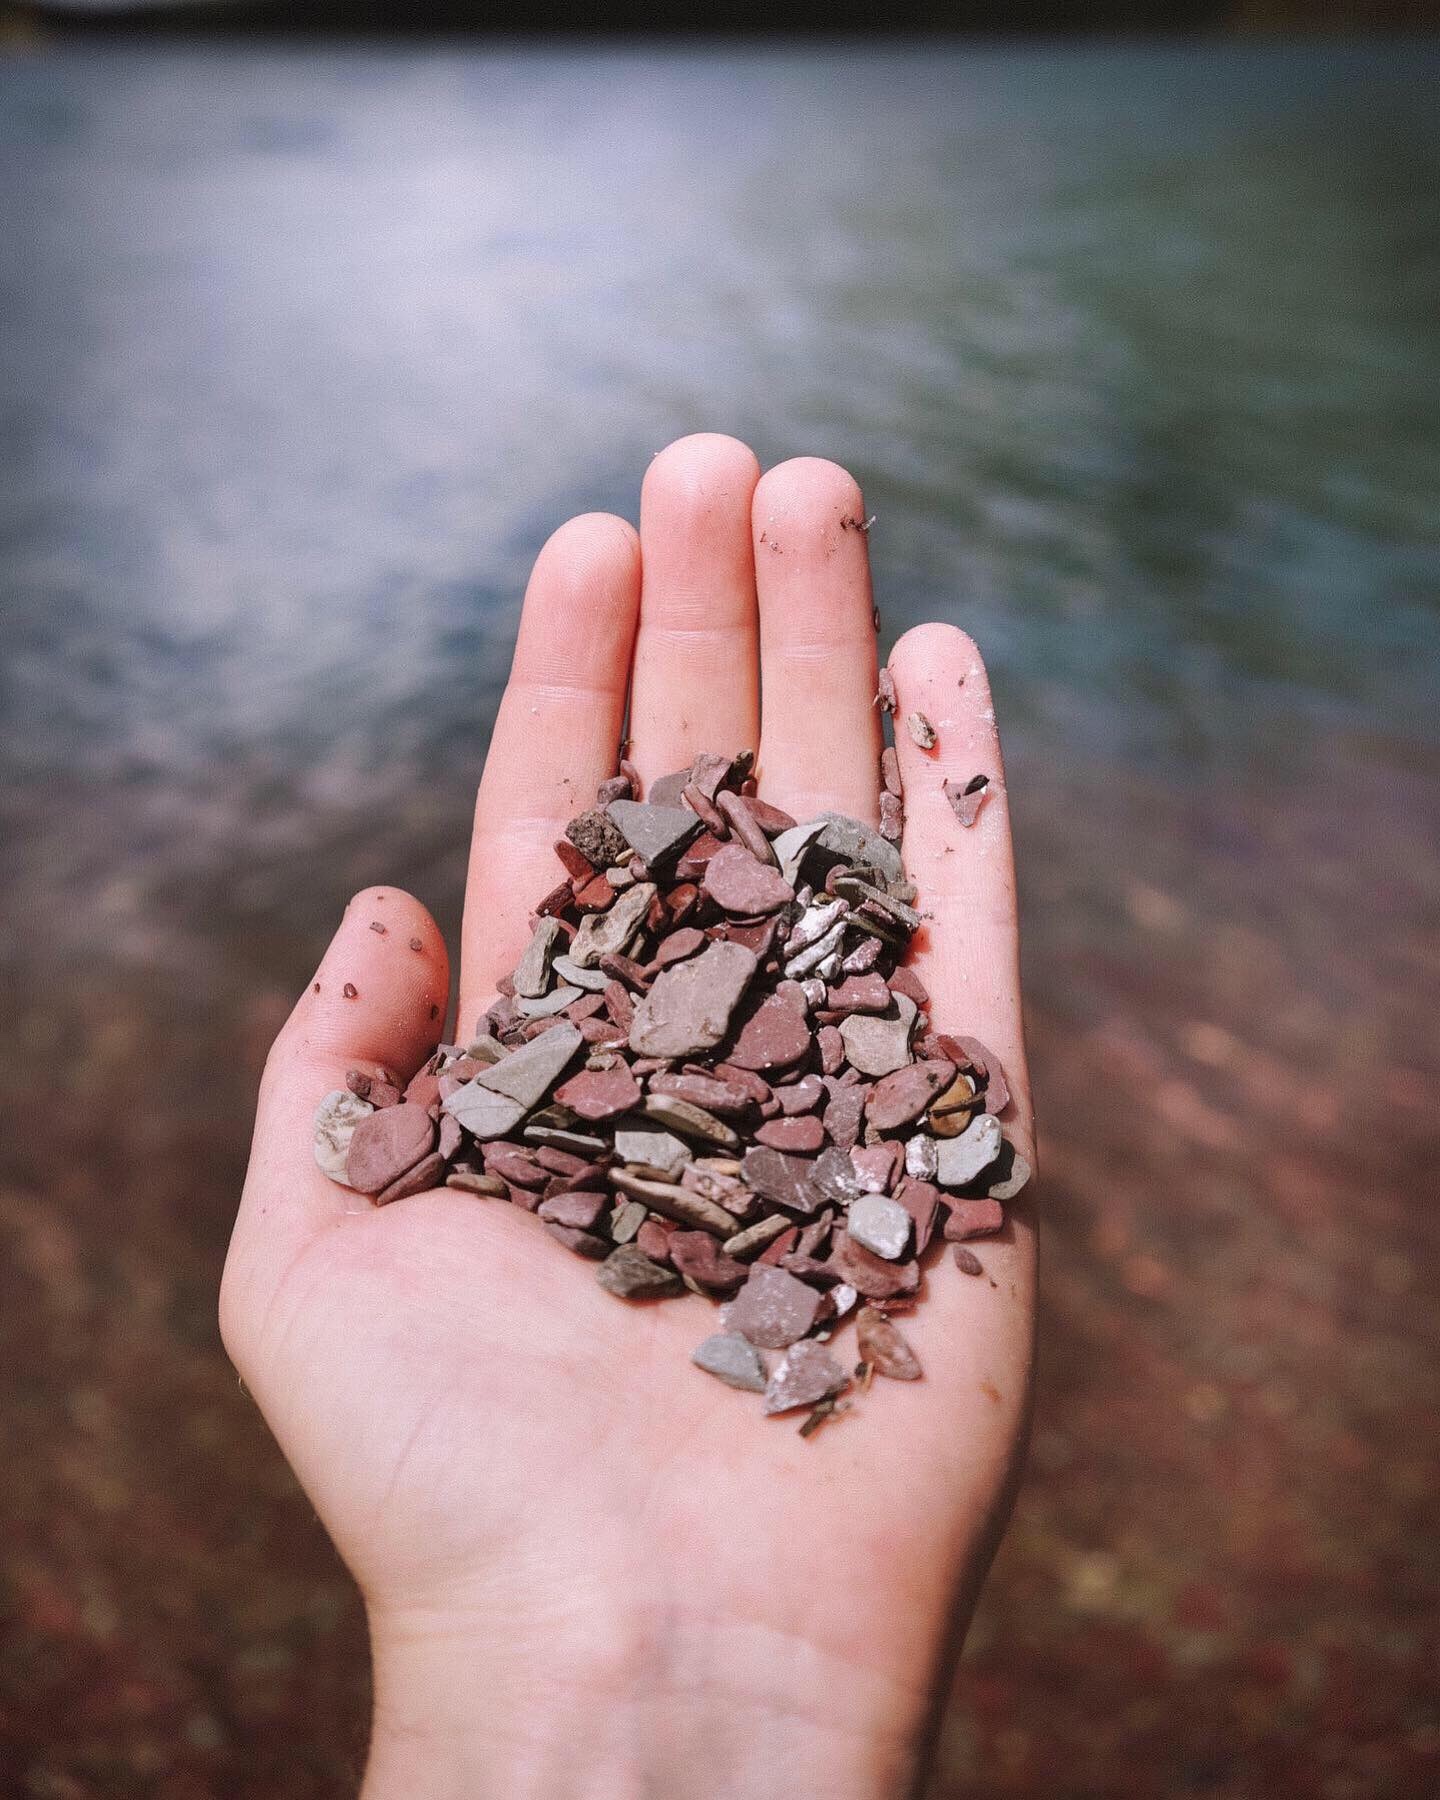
xmin=2 ymin=39 xmax=1437 ymax=1798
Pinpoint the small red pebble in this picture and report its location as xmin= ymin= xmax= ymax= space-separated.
xmin=342 ymin=983 xmax=358 ymax=999
xmin=888 ymin=966 xmax=929 ymax=1008
xmin=943 ymin=1198 xmax=1004 ymax=1241
xmin=754 ymin=1115 xmax=825 ymax=1154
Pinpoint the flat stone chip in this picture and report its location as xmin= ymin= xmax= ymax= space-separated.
xmin=564 ymin=808 xmax=629 ymax=870
xmin=826 ymin=972 xmax=891 ymax=1016
xmin=839 ymin=993 xmax=918 ymax=1077
xmin=847 ymin=1193 xmax=913 ymax=1261
xmin=313 ymin=1088 xmax=374 ymax=1183
xmin=876 ymin=666 xmax=898 ymax=713
xmin=648 ymin=1072 xmax=755 ymax=1118
xmin=568 ymin=882 xmax=657 ymax=968
xmin=904 ymin=1134 xmax=939 ymax=1180
xmin=763 ymin=1340 xmax=848 ymax=1415
xmin=608 ymin=1170 xmax=738 ymax=1236
xmin=553 ymin=1064 xmax=641 ymax=1121
xmin=942 ymin=773 xmax=990 ymax=828
xmin=810 ymin=1145 xmax=864 ymax=1204
xmin=472 ymin=1020 xmax=584 ymax=1109
xmin=933 ymin=1112 xmax=1004 ymax=1187
xmin=375 ymin=1150 xmax=446 ymax=1206
xmin=856 ymin=1307 xmax=923 ymax=1380
xmin=609 ymin=1198 xmax=649 ymax=1243
xmin=828 ymin=1231 xmax=921 ymax=1300
xmin=727 ymin=990 xmax=812 ymax=1072
xmin=822 ymin=1085 xmax=866 ymax=1149
xmin=754 ymin=1115 xmax=825 ymax=1154
xmin=943 ymin=1198 xmax=1004 ymax=1240
xmin=642 ymin=1093 xmax=741 ymax=1150
xmin=741 ymin=1146 xmax=822 ymax=1217
xmin=628 ymin=940 xmax=758 ymax=1059
xmin=811 ymin=811 xmax=904 ymax=885
xmin=646 ymin=767 xmax=694 ymax=809
xmin=701 ymin=843 xmax=795 ymax=916
xmin=692 ymin=1331 xmax=769 ymax=1393
xmin=537 ymin=1188 xmax=610 ymax=1230
xmin=613 ymin=1126 xmax=691 ymax=1179
xmin=906 ymin=711 xmax=937 ymax=749
xmin=596 ymin=1244 xmax=684 ymax=1299
xmin=669 ymin=1231 xmax=748 ymax=1295
xmin=545 ymin=1224 xmax=610 ymax=1259
xmin=513 ymin=917 xmax=563 ymax=998
xmin=723 ymin=1213 xmax=794 ymax=1259
xmin=551 ymin=954 xmax=610 ymax=992
xmin=515 ymin=983 xmax=583 ymax=1018
xmin=605 ymin=799 xmax=703 ymax=872
xmin=894 ymin=1177 xmax=944 ymax=1254
xmin=771 ymin=818 xmax=828 ymax=887
xmin=984 ymin=1142 xmax=1032 ymax=1201
xmin=865 ymin=1060 xmax=952 ymax=1131
xmin=345 ymin=1102 xmax=437 ymax=1196
xmin=725 ymin=1265 xmax=825 ymax=1348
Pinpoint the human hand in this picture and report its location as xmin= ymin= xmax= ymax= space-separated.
xmin=220 ymin=435 xmax=1035 ymax=1800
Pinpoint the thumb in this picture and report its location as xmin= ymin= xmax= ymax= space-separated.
xmin=221 ymin=886 xmax=450 ymax=1356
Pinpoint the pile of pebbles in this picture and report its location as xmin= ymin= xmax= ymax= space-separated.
xmin=314 ymin=732 xmax=1027 ymax=1435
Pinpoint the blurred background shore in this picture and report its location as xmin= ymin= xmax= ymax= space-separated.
xmin=2 ymin=19 xmax=1438 ymax=1800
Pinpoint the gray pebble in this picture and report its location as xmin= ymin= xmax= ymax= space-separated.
xmin=839 ymin=994 xmax=918 ymax=1077
xmin=691 ymin=1332 xmax=769 ymax=1394
xmin=934 ymin=1112 xmax=1004 ymax=1187
xmin=847 ymin=1193 xmax=913 ymax=1261
xmin=313 ymin=1088 xmax=374 ymax=1184
xmin=613 ymin=1126 xmax=692 ymax=1179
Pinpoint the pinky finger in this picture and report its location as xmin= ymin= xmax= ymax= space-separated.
xmin=887 ymin=623 xmax=1034 ymax=1160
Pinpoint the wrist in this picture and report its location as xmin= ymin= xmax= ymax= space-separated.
xmin=363 ymin=1592 xmax=932 ymax=1800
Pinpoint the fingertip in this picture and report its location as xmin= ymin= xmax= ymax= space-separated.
xmin=752 ymin=455 xmax=866 ymax=542
xmin=295 ymin=885 xmax=450 ymax=1075
xmin=642 ymin=433 xmax=762 ymax=515
xmin=534 ymin=510 xmax=640 ymax=584
xmin=888 ymin=622 xmax=989 ymax=694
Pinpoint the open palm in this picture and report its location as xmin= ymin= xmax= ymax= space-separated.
xmin=220 ymin=436 xmax=1036 ymax=1798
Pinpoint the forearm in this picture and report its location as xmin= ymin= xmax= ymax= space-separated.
xmin=363 ymin=1600 xmax=933 ymax=1800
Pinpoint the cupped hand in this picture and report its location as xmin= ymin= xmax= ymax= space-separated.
xmin=220 ymin=437 xmax=1036 ymax=1800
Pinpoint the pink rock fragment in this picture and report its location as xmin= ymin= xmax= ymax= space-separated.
xmin=864 ymin=1060 xmax=952 ymax=1132
xmin=345 ymin=1102 xmax=437 ymax=1196
xmin=701 ymin=843 xmax=795 ymax=916
xmin=894 ymin=1176 xmax=944 ymax=1254
xmin=850 ymin=1141 xmax=904 ymax=1194
xmin=727 ymin=990 xmax=811 ymax=1072
xmin=828 ymin=1231 xmax=921 ymax=1300
xmin=826 ymin=973 xmax=891 ymax=1016
xmin=763 ymin=1340 xmax=848 ymax=1415
xmin=724 ymin=1265 xmax=824 ymax=1349
xmin=942 ymin=1198 xmax=1004 ymax=1241
xmin=553 ymin=1064 xmax=641 ymax=1121
xmin=754 ymin=1115 xmax=825 ymax=1154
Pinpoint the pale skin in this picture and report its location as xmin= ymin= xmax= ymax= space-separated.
xmin=220 ymin=435 xmax=1036 ymax=1800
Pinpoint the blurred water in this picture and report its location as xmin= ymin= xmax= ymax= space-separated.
xmin=2 ymin=40 xmax=1438 ymax=1800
